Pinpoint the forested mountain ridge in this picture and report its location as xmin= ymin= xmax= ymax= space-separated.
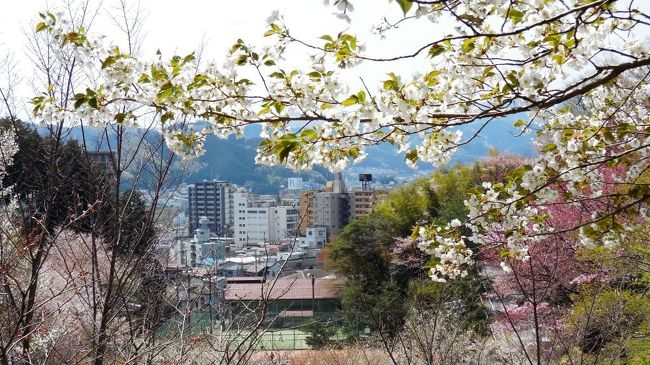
xmin=34 ymin=117 xmax=535 ymax=193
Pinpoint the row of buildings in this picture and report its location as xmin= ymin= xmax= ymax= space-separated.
xmin=171 ymin=173 xmax=387 ymax=268
xmin=186 ymin=181 xmax=301 ymax=244
xmin=185 ymin=173 xmax=387 ymax=245
xmin=299 ymin=173 xmax=388 ymax=237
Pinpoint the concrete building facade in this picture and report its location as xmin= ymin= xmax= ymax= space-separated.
xmin=187 ymin=180 xmax=236 ymax=235
xmin=298 ymin=226 xmax=328 ymax=249
xmin=299 ymin=173 xmax=389 ymax=241
xmin=233 ymin=190 xmax=300 ymax=247
xmin=311 ymin=191 xmax=350 ymax=238
xmin=173 ymin=216 xmax=227 ymax=267
xmin=348 ymin=189 xmax=389 ymax=219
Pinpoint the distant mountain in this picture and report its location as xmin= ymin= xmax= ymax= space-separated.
xmin=190 ymin=135 xmax=333 ymax=194
xmin=344 ymin=115 xmax=536 ymax=177
xmin=32 ymin=115 xmax=535 ymax=193
xmin=34 ymin=124 xmax=332 ymax=194
xmin=452 ymin=116 xmax=537 ymax=163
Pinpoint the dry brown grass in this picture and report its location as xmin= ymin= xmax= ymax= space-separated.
xmin=250 ymin=348 xmax=391 ymax=365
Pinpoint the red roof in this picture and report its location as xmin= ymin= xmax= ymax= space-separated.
xmin=224 ymin=278 xmax=343 ymax=301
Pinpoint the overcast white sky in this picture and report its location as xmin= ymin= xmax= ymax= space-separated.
xmin=2 ymin=0 xmax=647 ymax=119
xmin=0 ymin=0 xmax=437 ymax=118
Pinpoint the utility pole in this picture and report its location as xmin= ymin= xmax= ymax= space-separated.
xmin=309 ymin=274 xmax=315 ymax=316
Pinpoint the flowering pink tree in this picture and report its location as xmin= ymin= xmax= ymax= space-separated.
xmin=478 ymin=163 xmax=636 ymax=364
xmin=474 ymin=150 xmax=531 ymax=185
xmin=391 ymin=237 xmax=428 ymax=273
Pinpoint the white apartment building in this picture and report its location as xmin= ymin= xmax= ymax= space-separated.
xmin=298 ymin=226 xmax=327 ymax=249
xmin=233 ymin=190 xmax=300 ymax=247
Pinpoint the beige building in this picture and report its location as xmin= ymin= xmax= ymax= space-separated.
xmin=298 ymin=173 xmax=388 ymax=240
xmin=348 ymin=189 xmax=389 ymax=219
xmin=298 ymin=190 xmax=317 ymax=235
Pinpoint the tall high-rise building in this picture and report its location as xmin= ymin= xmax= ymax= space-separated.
xmin=187 ymin=180 xmax=236 ymax=235
xmin=311 ymin=192 xmax=350 ymax=237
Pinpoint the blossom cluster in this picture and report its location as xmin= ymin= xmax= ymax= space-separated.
xmin=417 ymin=220 xmax=474 ymax=282
xmin=0 ymin=129 xmax=18 ymax=214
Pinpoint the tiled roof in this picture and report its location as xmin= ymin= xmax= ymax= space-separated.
xmin=224 ymin=278 xmax=343 ymax=301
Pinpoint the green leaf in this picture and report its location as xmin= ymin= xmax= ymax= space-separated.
xmin=499 ymin=249 xmax=514 ymax=258
xmin=541 ymin=143 xmax=557 ymax=153
xmin=300 ymin=129 xmax=319 ymax=140
xmin=307 ymin=71 xmax=322 ymax=79
xmin=428 ymin=44 xmax=446 ymax=58
xmin=513 ymin=119 xmax=526 ymax=128
xmin=138 ymin=73 xmax=151 ymax=83
xmin=161 ymin=111 xmax=174 ymax=124
xmin=602 ymin=129 xmax=615 ymax=142
xmin=551 ymin=54 xmax=565 ymax=65
xmin=278 ymin=147 xmax=291 ymax=163
xmin=349 ymin=37 xmax=358 ymax=51
xmin=258 ymin=106 xmax=270 ymax=115
xmin=458 ymin=13 xmax=483 ymax=27
xmin=356 ymin=90 xmax=366 ymax=104
xmin=273 ymin=102 xmax=285 ymax=114
xmin=424 ymin=70 xmax=443 ymax=86
xmin=506 ymin=71 xmax=520 ymax=88
xmin=383 ymin=72 xmax=401 ymax=91
xmin=279 ymin=133 xmax=297 ymax=141
xmin=461 ymin=38 xmax=476 ymax=53
xmin=235 ymin=55 xmax=248 ymax=65
xmin=35 ymin=22 xmax=48 ymax=32
xmin=101 ymin=56 xmax=118 ymax=69
xmin=114 ymin=112 xmax=127 ymax=124
xmin=319 ymin=34 xmax=334 ymax=42
xmin=341 ymin=95 xmax=358 ymax=106
xmin=348 ymin=147 xmax=360 ymax=159
xmin=73 ymin=95 xmax=87 ymax=109
xmin=264 ymin=23 xmax=282 ymax=37
xmin=88 ymin=97 xmax=99 ymax=109
xmin=156 ymin=81 xmax=175 ymax=103
xmin=507 ymin=8 xmax=525 ymax=24
xmin=543 ymin=34 xmax=561 ymax=46
xmin=405 ymin=149 xmax=418 ymax=163
xmin=396 ymin=0 xmax=413 ymax=15
xmin=276 ymin=140 xmax=299 ymax=163
xmin=383 ymin=80 xmax=397 ymax=91
xmin=183 ymin=52 xmax=196 ymax=64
